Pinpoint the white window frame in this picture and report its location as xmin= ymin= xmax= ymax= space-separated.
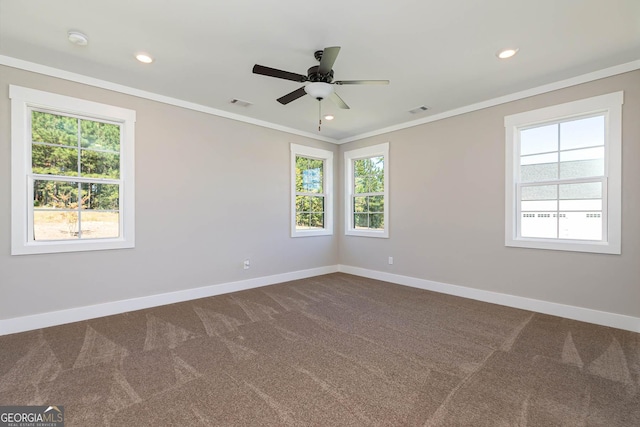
xmin=344 ymin=142 xmax=389 ymax=238
xmin=504 ymin=91 xmax=622 ymax=254
xmin=290 ymin=144 xmax=333 ymax=237
xmin=10 ymin=85 xmax=136 ymax=255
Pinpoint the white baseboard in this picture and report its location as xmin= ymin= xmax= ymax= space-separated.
xmin=3 ymin=264 xmax=638 ymax=336
xmin=338 ymin=265 xmax=640 ymax=333
xmin=0 ymin=265 xmax=339 ymax=336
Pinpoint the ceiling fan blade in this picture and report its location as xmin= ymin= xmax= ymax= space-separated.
xmin=318 ymin=46 xmax=341 ymax=75
xmin=277 ymin=86 xmax=307 ymax=105
xmin=253 ymin=64 xmax=308 ymax=82
xmin=330 ymin=92 xmax=350 ymax=110
xmin=334 ymin=80 xmax=390 ymax=85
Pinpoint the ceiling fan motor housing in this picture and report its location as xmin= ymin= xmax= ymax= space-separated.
xmin=307 ymin=66 xmax=334 ymax=83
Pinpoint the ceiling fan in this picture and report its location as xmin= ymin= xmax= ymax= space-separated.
xmin=252 ymin=46 xmax=389 ymax=110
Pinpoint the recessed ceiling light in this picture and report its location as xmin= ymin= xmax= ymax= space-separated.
xmin=135 ymin=53 xmax=153 ymax=64
xmin=324 ymin=115 xmax=335 ymax=121
xmin=67 ymin=31 xmax=89 ymax=46
xmin=496 ymin=48 xmax=519 ymax=59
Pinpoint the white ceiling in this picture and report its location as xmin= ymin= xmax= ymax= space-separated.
xmin=1 ymin=0 xmax=639 ymax=142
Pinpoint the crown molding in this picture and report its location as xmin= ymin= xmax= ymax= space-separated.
xmin=2 ymin=54 xmax=638 ymax=145
xmin=0 ymin=55 xmax=338 ymax=144
xmin=338 ymin=59 xmax=640 ymax=144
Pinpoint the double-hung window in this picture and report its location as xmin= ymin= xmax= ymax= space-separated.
xmin=344 ymin=142 xmax=389 ymax=238
xmin=505 ymin=92 xmax=622 ymax=254
xmin=290 ymin=144 xmax=333 ymax=237
xmin=11 ymin=85 xmax=136 ymax=255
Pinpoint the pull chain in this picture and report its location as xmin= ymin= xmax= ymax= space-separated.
xmin=318 ymin=99 xmax=322 ymax=132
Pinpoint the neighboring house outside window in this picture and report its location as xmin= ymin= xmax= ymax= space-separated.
xmin=290 ymin=144 xmax=333 ymax=237
xmin=504 ymin=92 xmax=622 ymax=254
xmin=10 ymin=85 xmax=136 ymax=255
xmin=344 ymin=142 xmax=389 ymax=238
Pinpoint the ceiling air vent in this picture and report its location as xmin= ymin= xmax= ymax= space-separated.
xmin=230 ymin=98 xmax=252 ymax=107
xmin=408 ymin=105 xmax=429 ymax=114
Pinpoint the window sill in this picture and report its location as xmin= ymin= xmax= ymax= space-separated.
xmin=291 ymin=229 xmax=333 ymax=238
xmin=12 ymin=238 xmax=135 ymax=256
xmin=505 ymin=237 xmax=620 ymax=255
xmin=345 ymin=229 xmax=389 ymax=238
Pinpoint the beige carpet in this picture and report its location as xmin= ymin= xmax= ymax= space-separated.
xmin=0 ymin=273 xmax=638 ymax=426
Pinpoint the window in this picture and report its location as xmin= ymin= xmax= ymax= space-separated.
xmin=11 ymin=85 xmax=136 ymax=255
xmin=344 ymin=143 xmax=389 ymax=238
xmin=290 ymin=144 xmax=333 ymax=237
xmin=505 ymin=92 xmax=622 ymax=254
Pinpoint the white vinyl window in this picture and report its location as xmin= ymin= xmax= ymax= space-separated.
xmin=290 ymin=144 xmax=333 ymax=237
xmin=505 ymin=92 xmax=622 ymax=254
xmin=11 ymin=85 xmax=136 ymax=255
xmin=344 ymin=142 xmax=389 ymax=238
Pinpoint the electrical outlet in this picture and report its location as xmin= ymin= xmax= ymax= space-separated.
xmin=243 ymin=259 xmax=250 ymax=270
xmin=388 ymin=256 xmax=394 ymax=265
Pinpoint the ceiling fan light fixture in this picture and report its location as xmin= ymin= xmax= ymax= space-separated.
xmin=304 ymin=82 xmax=334 ymax=100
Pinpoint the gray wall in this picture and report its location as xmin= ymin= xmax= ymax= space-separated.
xmin=0 ymin=65 xmax=338 ymax=320
xmin=2 ymin=65 xmax=638 ymax=323
xmin=339 ymin=70 xmax=640 ymax=318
